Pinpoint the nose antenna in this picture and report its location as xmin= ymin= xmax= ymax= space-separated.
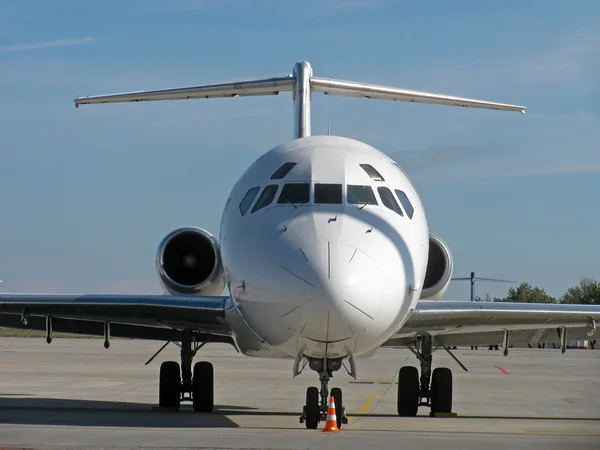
xmin=74 ymin=61 xmax=526 ymax=140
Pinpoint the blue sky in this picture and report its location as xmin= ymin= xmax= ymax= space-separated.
xmin=0 ymin=0 xmax=598 ymax=300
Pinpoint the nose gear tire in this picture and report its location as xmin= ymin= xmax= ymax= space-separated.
xmin=305 ymin=386 xmax=320 ymax=429
xmin=331 ymin=387 xmax=343 ymax=429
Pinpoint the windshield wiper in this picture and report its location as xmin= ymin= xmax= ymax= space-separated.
xmin=285 ymin=199 xmax=298 ymax=209
xmin=358 ymin=201 xmax=370 ymax=210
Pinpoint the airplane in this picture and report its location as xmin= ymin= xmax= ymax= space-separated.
xmin=1 ymin=61 xmax=599 ymax=429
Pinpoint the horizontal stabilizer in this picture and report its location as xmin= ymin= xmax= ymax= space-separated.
xmin=73 ymin=61 xmax=526 ymax=138
xmin=75 ymin=75 xmax=295 ymax=107
xmin=311 ymin=77 xmax=526 ymax=114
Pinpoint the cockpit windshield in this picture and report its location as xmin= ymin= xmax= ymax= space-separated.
xmin=378 ymin=186 xmax=403 ymax=216
xmin=278 ymin=183 xmax=310 ymax=204
xmin=347 ymin=185 xmax=378 ymax=205
xmin=315 ymin=184 xmax=342 ymax=204
xmin=271 ymin=162 xmax=297 ymax=180
xmin=252 ymin=185 xmax=278 ymax=213
xmin=239 ymin=186 xmax=259 ymax=216
xmin=395 ymin=189 xmax=414 ymax=219
xmin=359 ymin=164 xmax=385 ymax=181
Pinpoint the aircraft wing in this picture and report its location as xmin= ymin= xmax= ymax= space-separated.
xmin=0 ymin=294 xmax=233 ymax=344
xmin=386 ymin=301 xmax=600 ymax=348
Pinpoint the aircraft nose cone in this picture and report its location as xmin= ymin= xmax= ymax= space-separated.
xmin=279 ymin=241 xmax=383 ymax=342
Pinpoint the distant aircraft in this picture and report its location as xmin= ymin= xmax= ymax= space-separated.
xmin=1 ymin=62 xmax=598 ymax=429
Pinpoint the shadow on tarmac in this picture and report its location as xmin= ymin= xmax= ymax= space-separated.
xmin=0 ymin=397 xmax=598 ymax=429
xmin=0 ymin=397 xmax=256 ymax=428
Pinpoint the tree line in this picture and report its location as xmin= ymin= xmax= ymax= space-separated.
xmin=475 ymin=277 xmax=600 ymax=305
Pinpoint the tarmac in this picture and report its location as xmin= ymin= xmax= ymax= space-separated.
xmin=0 ymin=337 xmax=599 ymax=449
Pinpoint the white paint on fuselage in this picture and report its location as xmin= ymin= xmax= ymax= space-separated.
xmin=220 ymin=136 xmax=429 ymax=359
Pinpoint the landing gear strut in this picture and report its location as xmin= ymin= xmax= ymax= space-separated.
xmin=300 ymin=357 xmax=348 ymax=429
xmin=397 ymin=335 xmax=456 ymax=417
xmin=157 ymin=331 xmax=214 ymax=412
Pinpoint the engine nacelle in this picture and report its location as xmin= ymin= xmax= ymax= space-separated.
xmin=420 ymin=234 xmax=453 ymax=300
xmin=155 ymin=227 xmax=226 ymax=296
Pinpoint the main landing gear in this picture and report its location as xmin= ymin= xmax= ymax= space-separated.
xmin=299 ymin=357 xmax=349 ymax=429
xmin=397 ymin=335 xmax=460 ymax=417
xmin=157 ymin=331 xmax=214 ymax=412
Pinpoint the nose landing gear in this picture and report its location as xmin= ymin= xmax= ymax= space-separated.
xmin=397 ymin=335 xmax=461 ymax=417
xmin=299 ymin=357 xmax=349 ymax=429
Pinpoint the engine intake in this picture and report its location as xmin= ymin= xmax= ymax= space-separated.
xmin=156 ymin=227 xmax=226 ymax=296
xmin=420 ymin=234 xmax=453 ymax=300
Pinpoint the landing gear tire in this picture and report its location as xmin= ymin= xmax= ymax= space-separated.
xmin=430 ymin=367 xmax=453 ymax=415
xmin=192 ymin=361 xmax=214 ymax=412
xmin=331 ymin=387 xmax=343 ymax=429
xmin=159 ymin=361 xmax=181 ymax=410
xmin=305 ymin=386 xmax=320 ymax=429
xmin=397 ymin=366 xmax=419 ymax=417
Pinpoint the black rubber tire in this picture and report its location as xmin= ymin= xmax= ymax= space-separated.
xmin=159 ymin=361 xmax=181 ymax=410
xmin=431 ymin=367 xmax=453 ymax=414
xmin=305 ymin=386 xmax=320 ymax=429
xmin=331 ymin=387 xmax=343 ymax=429
xmin=397 ymin=366 xmax=419 ymax=417
xmin=192 ymin=361 xmax=214 ymax=412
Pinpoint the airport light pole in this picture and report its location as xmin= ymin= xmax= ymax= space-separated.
xmin=452 ymin=272 xmax=517 ymax=302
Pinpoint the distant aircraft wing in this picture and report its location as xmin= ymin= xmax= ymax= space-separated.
xmin=74 ymin=75 xmax=295 ymax=106
xmin=0 ymin=294 xmax=233 ymax=344
xmin=386 ymin=301 xmax=600 ymax=348
xmin=310 ymin=77 xmax=526 ymax=113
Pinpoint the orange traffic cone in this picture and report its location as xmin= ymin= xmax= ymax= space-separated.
xmin=322 ymin=396 xmax=340 ymax=432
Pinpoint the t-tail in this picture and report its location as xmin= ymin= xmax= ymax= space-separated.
xmin=74 ymin=61 xmax=526 ymax=139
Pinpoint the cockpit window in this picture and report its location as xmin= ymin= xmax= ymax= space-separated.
xmin=395 ymin=189 xmax=414 ymax=219
xmin=315 ymin=184 xmax=342 ymax=204
xmin=378 ymin=187 xmax=404 ymax=216
xmin=239 ymin=186 xmax=259 ymax=216
xmin=271 ymin=162 xmax=297 ymax=180
xmin=251 ymin=185 xmax=278 ymax=213
xmin=347 ymin=185 xmax=378 ymax=205
xmin=278 ymin=183 xmax=310 ymax=204
xmin=360 ymin=164 xmax=385 ymax=181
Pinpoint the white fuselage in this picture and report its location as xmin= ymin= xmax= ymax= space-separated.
xmin=219 ymin=136 xmax=430 ymax=360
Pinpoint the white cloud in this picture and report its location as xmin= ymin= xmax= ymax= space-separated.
xmin=0 ymin=37 xmax=96 ymax=54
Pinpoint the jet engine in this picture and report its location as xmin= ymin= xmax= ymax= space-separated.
xmin=420 ymin=234 xmax=453 ymax=301
xmin=155 ymin=227 xmax=226 ymax=296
